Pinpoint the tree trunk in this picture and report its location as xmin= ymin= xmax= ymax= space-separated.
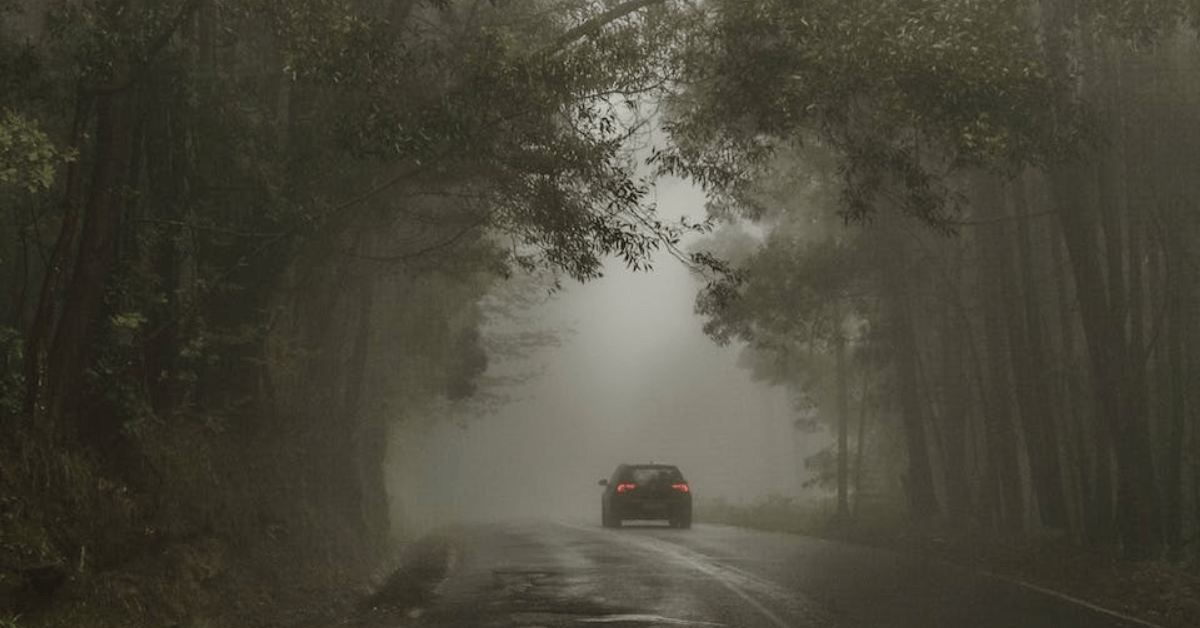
xmin=1095 ymin=45 xmax=1162 ymax=559
xmin=835 ymin=329 xmax=850 ymax=520
xmin=978 ymin=207 xmax=1025 ymax=531
xmin=43 ymin=82 xmax=137 ymax=441
xmin=885 ymin=247 xmax=940 ymax=518
xmin=1039 ymin=0 xmax=1164 ymax=559
xmin=1050 ymin=155 xmax=1126 ymax=553
xmin=1162 ymin=238 xmax=1186 ymax=560
xmin=1045 ymin=194 xmax=1095 ymax=545
xmin=23 ymin=94 xmax=91 ymax=436
xmin=853 ymin=364 xmax=870 ymax=519
xmin=1009 ymin=177 xmax=1069 ymax=531
xmin=938 ymin=299 xmax=973 ymax=520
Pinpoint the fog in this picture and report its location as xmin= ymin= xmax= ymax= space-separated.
xmin=10 ymin=3 xmax=1200 ymax=625
xmin=387 ymin=178 xmax=822 ymax=534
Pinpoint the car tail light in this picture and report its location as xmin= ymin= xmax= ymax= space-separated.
xmin=616 ymin=483 xmax=636 ymax=493
xmin=671 ymin=484 xmax=690 ymax=493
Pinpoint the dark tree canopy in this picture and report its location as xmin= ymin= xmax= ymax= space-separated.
xmin=4 ymin=0 xmax=1200 ymax=622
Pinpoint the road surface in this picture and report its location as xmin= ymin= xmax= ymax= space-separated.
xmin=361 ymin=521 xmax=1151 ymax=628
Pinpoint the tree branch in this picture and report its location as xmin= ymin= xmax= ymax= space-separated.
xmin=347 ymin=208 xmax=497 ymax=264
xmin=542 ymin=0 xmax=667 ymax=55
xmin=137 ymin=218 xmax=282 ymax=238
xmin=90 ymin=0 xmax=208 ymax=94
xmin=947 ymin=209 xmax=1058 ymax=227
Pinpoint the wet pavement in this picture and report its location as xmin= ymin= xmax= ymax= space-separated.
xmin=358 ymin=521 xmax=1155 ymax=628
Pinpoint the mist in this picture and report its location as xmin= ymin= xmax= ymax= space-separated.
xmin=8 ymin=1 xmax=1200 ymax=626
xmin=387 ymin=178 xmax=822 ymax=533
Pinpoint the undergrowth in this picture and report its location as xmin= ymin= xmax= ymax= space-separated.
xmin=0 ymin=419 xmax=391 ymax=628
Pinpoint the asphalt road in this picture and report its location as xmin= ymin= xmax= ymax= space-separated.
xmin=371 ymin=521 xmax=1152 ymax=628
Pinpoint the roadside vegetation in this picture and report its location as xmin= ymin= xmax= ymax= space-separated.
xmin=1 ymin=1 xmax=688 ymax=625
xmin=677 ymin=0 xmax=1200 ymax=572
xmin=675 ymin=2 xmax=1200 ymax=625
xmin=5 ymin=0 xmax=1200 ymax=625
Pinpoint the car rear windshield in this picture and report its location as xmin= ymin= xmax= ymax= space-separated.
xmin=624 ymin=466 xmax=684 ymax=484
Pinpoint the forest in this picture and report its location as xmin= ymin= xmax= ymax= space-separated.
xmin=2 ymin=0 xmax=1200 ymax=625
xmin=680 ymin=0 xmax=1200 ymax=567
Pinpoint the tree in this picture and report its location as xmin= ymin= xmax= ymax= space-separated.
xmin=694 ymin=144 xmax=879 ymax=520
xmin=664 ymin=0 xmax=1200 ymax=562
xmin=0 ymin=0 xmax=701 ymax=618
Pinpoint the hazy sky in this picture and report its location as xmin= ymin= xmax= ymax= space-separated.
xmin=388 ymin=177 xmax=826 ymax=534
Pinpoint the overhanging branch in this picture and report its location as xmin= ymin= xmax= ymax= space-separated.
xmin=542 ymin=0 xmax=667 ymax=55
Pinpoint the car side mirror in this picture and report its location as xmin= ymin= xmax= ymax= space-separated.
xmin=598 ymin=479 xmax=608 ymax=486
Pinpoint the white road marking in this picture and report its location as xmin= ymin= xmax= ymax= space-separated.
xmin=976 ymin=571 xmax=1169 ymax=628
xmin=629 ymin=538 xmax=794 ymax=628
xmin=579 ymin=614 xmax=726 ymax=626
xmin=570 ymin=524 xmax=808 ymax=628
xmin=562 ymin=522 xmax=1167 ymax=628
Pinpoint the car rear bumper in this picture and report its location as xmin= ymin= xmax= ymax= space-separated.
xmin=612 ymin=498 xmax=691 ymax=520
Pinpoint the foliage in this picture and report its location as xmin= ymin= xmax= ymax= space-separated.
xmin=695 ymin=493 xmax=842 ymax=535
xmin=0 ymin=0 xmax=698 ymax=621
xmin=657 ymin=0 xmax=1066 ymax=226
xmin=691 ymin=144 xmax=874 ymax=435
xmin=1087 ymin=0 xmax=1200 ymax=43
xmin=802 ymin=447 xmax=838 ymax=490
xmin=0 ymin=109 xmax=70 ymax=193
xmin=0 ymin=329 xmax=21 ymax=423
xmin=677 ymin=0 xmax=1200 ymax=563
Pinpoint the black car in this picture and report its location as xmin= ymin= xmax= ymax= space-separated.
xmin=599 ymin=463 xmax=692 ymax=528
